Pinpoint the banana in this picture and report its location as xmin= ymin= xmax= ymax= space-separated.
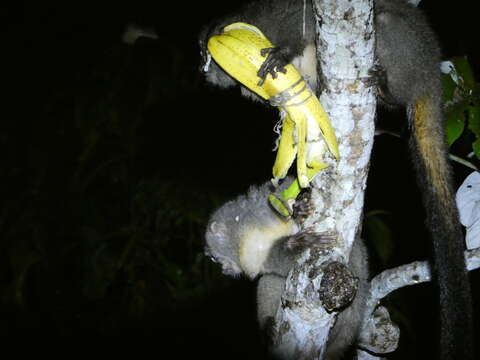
xmin=207 ymin=22 xmax=339 ymax=191
xmin=268 ymin=163 xmax=326 ymax=217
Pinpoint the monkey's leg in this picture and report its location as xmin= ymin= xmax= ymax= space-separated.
xmin=257 ymin=274 xmax=286 ymax=332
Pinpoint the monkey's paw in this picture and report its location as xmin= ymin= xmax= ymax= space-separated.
xmin=364 ymin=63 xmax=387 ymax=88
xmin=365 ymin=63 xmax=397 ymax=106
xmin=285 ymin=231 xmax=337 ymax=255
xmin=257 ymin=47 xmax=289 ymax=86
xmin=292 ymin=188 xmax=313 ymax=222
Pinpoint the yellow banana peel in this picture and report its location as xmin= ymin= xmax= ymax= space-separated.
xmin=268 ymin=163 xmax=326 ymax=217
xmin=207 ymin=22 xmax=339 ymax=190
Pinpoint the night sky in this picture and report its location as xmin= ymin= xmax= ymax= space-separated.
xmin=2 ymin=0 xmax=479 ymax=358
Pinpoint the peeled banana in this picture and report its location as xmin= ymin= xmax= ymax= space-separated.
xmin=207 ymin=22 xmax=339 ymax=199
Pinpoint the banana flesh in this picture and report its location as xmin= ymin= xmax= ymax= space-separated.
xmin=207 ymin=22 xmax=339 ymax=190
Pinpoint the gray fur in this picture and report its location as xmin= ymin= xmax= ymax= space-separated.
xmin=205 ymin=181 xmax=369 ymax=358
xmin=205 ymin=180 xmax=295 ymax=278
xmin=199 ymin=0 xmax=316 ymax=99
xmin=374 ymin=0 xmax=442 ymax=105
xmin=199 ymin=0 xmax=442 ymax=107
xmin=257 ymin=274 xmax=286 ymax=328
xmin=326 ymin=237 xmax=369 ymax=360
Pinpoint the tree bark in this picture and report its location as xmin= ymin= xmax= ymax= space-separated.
xmin=269 ymin=1 xmax=376 ymax=358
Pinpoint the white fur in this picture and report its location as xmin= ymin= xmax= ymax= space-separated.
xmin=239 ymin=222 xmax=294 ymax=279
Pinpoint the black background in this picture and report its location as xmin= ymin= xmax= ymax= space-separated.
xmin=2 ymin=0 xmax=479 ymax=358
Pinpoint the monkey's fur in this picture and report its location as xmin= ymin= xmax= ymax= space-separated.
xmin=200 ymin=1 xmax=473 ymax=359
xmin=205 ymin=180 xmax=369 ymax=359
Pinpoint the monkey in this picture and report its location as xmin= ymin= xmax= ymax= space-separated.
xmin=199 ymin=1 xmax=473 ymax=359
xmin=205 ymin=179 xmax=370 ymax=359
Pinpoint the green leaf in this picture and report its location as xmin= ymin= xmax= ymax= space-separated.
xmin=451 ymin=56 xmax=475 ymax=92
xmin=442 ymin=70 xmax=457 ymax=102
xmin=363 ymin=213 xmax=394 ymax=265
xmin=467 ymin=105 xmax=480 ymax=137
xmin=445 ymin=103 xmax=466 ymax=147
xmin=473 ymin=138 xmax=480 ymax=160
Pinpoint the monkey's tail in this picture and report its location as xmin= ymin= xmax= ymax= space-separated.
xmin=408 ymin=96 xmax=473 ymax=360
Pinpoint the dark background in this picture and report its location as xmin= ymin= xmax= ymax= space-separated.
xmin=1 ymin=0 xmax=478 ymax=358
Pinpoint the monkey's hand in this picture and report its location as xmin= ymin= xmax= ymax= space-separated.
xmin=292 ymin=188 xmax=313 ymax=222
xmin=263 ymin=230 xmax=337 ymax=277
xmin=257 ymin=47 xmax=289 ymax=86
xmin=285 ymin=231 xmax=337 ymax=255
xmin=364 ymin=63 xmax=386 ymax=88
xmin=365 ymin=63 xmax=397 ymax=106
xmin=269 ymin=171 xmax=326 ymax=218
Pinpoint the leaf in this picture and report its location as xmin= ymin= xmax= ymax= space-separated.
xmin=451 ymin=56 xmax=475 ymax=92
xmin=456 ymin=171 xmax=480 ymax=249
xmin=445 ymin=103 xmax=466 ymax=147
xmin=467 ymin=105 xmax=480 ymax=137
xmin=363 ymin=212 xmax=394 ymax=265
xmin=473 ymin=138 xmax=480 ymax=160
xmin=442 ymin=68 xmax=457 ymax=102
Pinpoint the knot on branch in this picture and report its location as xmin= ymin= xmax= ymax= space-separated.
xmin=317 ymin=261 xmax=358 ymax=312
xmin=359 ymin=306 xmax=400 ymax=354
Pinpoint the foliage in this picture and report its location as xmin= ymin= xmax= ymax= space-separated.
xmin=443 ymin=57 xmax=480 ymax=162
xmin=0 ymin=35 xmax=228 ymax=336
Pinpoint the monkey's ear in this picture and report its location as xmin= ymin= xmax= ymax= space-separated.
xmin=208 ymin=220 xmax=229 ymax=239
xmin=209 ymin=221 xmax=219 ymax=233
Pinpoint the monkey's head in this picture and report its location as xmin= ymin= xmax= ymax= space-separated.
xmin=205 ymin=217 xmax=242 ymax=277
xmin=198 ymin=24 xmax=238 ymax=90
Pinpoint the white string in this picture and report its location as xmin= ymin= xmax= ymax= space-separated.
xmin=303 ymin=0 xmax=306 ymax=38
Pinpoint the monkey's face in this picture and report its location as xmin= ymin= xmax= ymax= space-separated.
xmin=205 ymin=248 xmax=242 ymax=277
xmin=205 ymin=221 xmax=242 ymax=277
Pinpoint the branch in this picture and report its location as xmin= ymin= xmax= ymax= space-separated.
xmin=365 ymin=248 xmax=480 ymax=317
xmin=356 ymin=247 xmax=480 ymax=357
xmin=269 ymin=0 xmax=376 ymax=358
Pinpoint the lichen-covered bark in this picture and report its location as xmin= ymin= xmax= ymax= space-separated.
xmin=269 ymin=1 xmax=376 ymax=359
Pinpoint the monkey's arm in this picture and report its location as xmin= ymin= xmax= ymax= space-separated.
xmin=262 ymin=231 xmax=337 ymax=277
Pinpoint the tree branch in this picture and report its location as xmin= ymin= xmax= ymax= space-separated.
xmin=365 ymin=248 xmax=480 ymax=320
xmin=356 ymin=247 xmax=480 ymax=358
xmin=269 ymin=1 xmax=376 ymax=358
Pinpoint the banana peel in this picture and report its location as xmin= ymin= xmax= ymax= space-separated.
xmin=268 ymin=163 xmax=326 ymax=217
xmin=207 ymin=22 xmax=339 ymax=213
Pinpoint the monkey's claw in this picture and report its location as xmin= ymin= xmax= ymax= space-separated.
xmin=257 ymin=47 xmax=288 ymax=86
xmin=286 ymin=231 xmax=337 ymax=254
xmin=365 ymin=63 xmax=387 ymax=88
xmin=292 ymin=188 xmax=313 ymax=221
xmin=366 ymin=63 xmax=397 ymax=105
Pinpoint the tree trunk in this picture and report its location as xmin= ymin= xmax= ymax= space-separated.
xmin=269 ymin=1 xmax=376 ymax=358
